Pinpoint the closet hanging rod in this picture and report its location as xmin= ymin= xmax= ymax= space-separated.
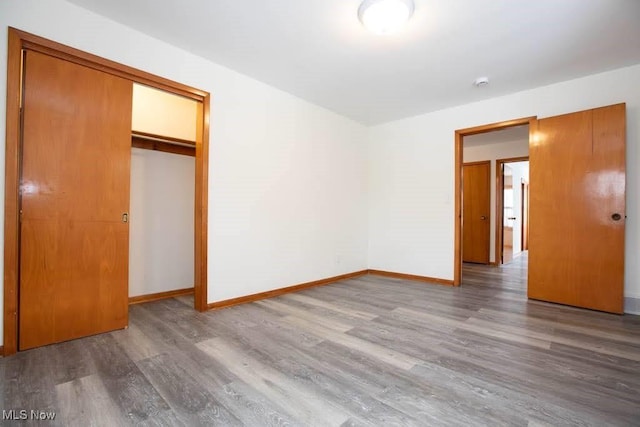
xmin=131 ymin=130 xmax=196 ymax=147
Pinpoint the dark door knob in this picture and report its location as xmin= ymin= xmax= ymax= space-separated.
xmin=611 ymin=213 xmax=622 ymax=221
xmin=480 ymin=216 xmax=487 ymax=220
xmin=507 ymin=217 xmax=517 ymax=220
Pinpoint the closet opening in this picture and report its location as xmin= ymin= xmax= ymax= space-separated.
xmin=128 ymin=84 xmax=199 ymax=306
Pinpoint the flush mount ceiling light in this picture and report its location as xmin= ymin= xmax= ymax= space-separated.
xmin=358 ymin=0 xmax=415 ymax=35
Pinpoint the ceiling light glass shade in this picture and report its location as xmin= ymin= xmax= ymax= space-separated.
xmin=358 ymin=0 xmax=415 ymax=35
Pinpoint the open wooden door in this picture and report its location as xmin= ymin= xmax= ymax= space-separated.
xmin=528 ymin=104 xmax=626 ymax=314
xmin=19 ymin=51 xmax=132 ymax=349
xmin=462 ymin=161 xmax=490 ymax=264
xmin=502 ymin=164 xmax=515 ymax=264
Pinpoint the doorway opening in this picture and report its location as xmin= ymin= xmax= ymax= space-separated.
xmin=455 ymin=105 xmax=625 ymax=312
xmin=496 ymin=158 xmax=529 ymax=266
xmin=454 ymin=117 xmax=535 ymax=287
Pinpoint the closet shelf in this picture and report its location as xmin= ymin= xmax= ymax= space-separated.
xmin=132 ymin=131 xmax=196 ymax=157
xmin=131 ymin=130 xmax=196 ymax=147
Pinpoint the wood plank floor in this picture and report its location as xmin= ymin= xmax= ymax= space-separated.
xmin=2 ymin=255 xmax=640 ymax=426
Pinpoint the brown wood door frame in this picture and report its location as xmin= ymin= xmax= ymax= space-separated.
xmin=3 ymin=28 xmax=211 ymax=355
xmin=462 ymin=160 xmax=491 ymax=264
xmin=495 ymin=157 xmax=530 ymax=265
xmin=454 ymin=116 xmax=536 ymax=286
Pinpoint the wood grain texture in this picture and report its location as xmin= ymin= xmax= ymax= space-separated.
xmin=529 ymin=104 xmax=625 ymax=313
xmin=462 ymin=161 xmax=490 ymax=264
xmin=19 ymin=51 xmax=132 ymax=350
xmin=128 ymin=287 xmax=194 ymax=305
xmin=0 ymin=262 xmax=640 ymax=426
xmin=1 ymin=261 xmax=639 ymax=425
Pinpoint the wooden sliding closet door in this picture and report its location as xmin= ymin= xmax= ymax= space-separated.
xmin=19 ymin=51 xmax=133 ymax=350
xmin=528 ymin=104 xmax=626 ymax=314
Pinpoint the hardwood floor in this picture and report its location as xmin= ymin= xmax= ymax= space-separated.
xmin=2 ymin=261 xmax=640 ymax=426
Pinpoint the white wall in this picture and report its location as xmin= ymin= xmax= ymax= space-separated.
xmin=369 ymin=63 xmax=640 ymax=312
xmin=0 ymin=0 xmax=369 ymax=345
xmin=464 ymin=140 xmax=529 ymax=263
xmin=129 ymin=148 xmax=195 ymax=297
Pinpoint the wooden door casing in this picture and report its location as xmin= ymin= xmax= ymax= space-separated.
xmin=19 ymin=51 xmax=133 ymax=350
xmin=528 ymin=104 xmax=626 ymax=314
xmin=462 ymin=161 xmax=491 ymax=264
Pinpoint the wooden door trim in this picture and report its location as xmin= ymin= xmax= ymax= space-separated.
xmin=462 ymin=160 xmax=491 ymax=167
xmin=462 ymin=161 xmax=491 ymax=264
xmin=131 ymin=130 xmax=196 ymax=146
xmin=3 ymin=29 xmax=21 ymax=356
xmin=3 ymin=28 xmax=210 ymax=356
xmin=495 ymin=156 xmax=529 ymax=266
xmin=454 ymin=116 xmax=535 ymax=286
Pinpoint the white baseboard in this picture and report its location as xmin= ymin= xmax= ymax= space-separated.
xmin=624 ymin=296 xmax=640 ymax=315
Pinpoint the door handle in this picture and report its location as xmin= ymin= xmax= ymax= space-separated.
xmin=480 ymin=216 xmax=487 ymax=220
xmin=122 ymin=212 xmax=129 ymax=223
xmin=611 ymin=213 xmax=622 ymax=221
xmin=507 ymin=217 xmax=517 ymax=220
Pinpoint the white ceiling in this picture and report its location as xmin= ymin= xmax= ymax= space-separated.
xmin=464 ymin=125 xmax=528 ymax=147
xmin=66 ymin=0 xmax=640 ymax=125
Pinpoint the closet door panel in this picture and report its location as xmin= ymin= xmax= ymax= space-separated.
xmin=19 ymin=50 xmax=132 ymax=350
